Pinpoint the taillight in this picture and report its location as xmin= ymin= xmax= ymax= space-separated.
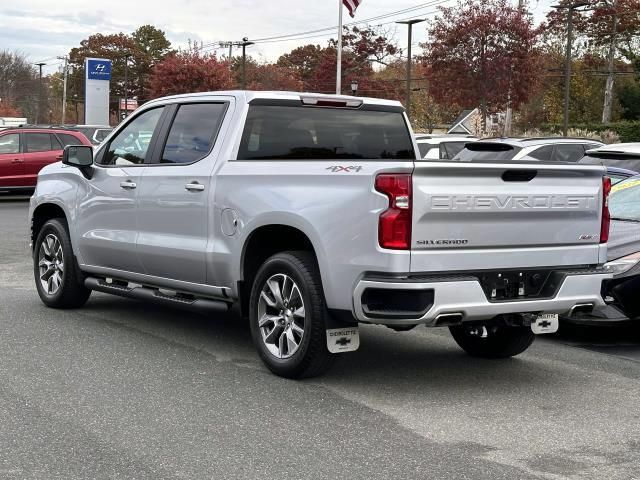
xmin=601 ymin=176 xmax=611 ymax=244
xmin=375 ymin=173 xmax=412 ymax=250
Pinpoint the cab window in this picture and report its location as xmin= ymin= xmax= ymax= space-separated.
xmin=99 ymin=108 xmax=163 ymax=166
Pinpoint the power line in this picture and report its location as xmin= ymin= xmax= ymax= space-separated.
xmin=199 ymin=0 xmax=450 ymax=51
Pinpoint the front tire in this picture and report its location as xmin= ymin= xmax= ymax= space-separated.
xmin=249 ymin=251 xmax=335 ymax=379
xmin=33 ymin=219 xmax=91 ymax=309
xmin=449 ymin=324 xmax=535 ymax=359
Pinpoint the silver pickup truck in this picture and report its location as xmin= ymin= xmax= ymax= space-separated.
xmin=29 ymin=91 xmax=612 ymax=378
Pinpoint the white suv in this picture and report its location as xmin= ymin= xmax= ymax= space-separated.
xmin=415 ymin=134 xmax=477 ymax=160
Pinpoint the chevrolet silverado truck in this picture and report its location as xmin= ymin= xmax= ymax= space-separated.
xmin=29 ymin=91 xmax=612 ymax=378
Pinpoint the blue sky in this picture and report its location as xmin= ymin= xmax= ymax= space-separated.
xmin=0 ymin=0 xmax=555 ymax=75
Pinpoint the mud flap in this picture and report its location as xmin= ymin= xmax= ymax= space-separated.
xmin=326 ymin=311 xmax=360 ymax=353
xmin=531 ymin=313 xmax=559 ymax=334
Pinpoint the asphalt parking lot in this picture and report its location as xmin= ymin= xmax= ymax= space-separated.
xmin=1 ymin=197 xmax=639 ymax=480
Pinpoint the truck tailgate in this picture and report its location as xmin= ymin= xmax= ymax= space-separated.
xmin=410 ymin=162 xmax=607 ymax=272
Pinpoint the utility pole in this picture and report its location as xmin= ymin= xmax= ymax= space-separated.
xmin=238 ymin=38 xmax=254 ymax=89
xmin=396 ymin=19 xmax=426 ymax=119
xmin=602 ymin=0 xmax=618 ymax=124
xmin=35 ymin=62 xmax=46 ymax=124
xmin=123 ymin=53 xmax=131 ymax=120
xmin=219 ymin=41 xmax=234 ymax=59
xmin=58 ymin=56 xmax=69 ymax=124
xmin=553 ymin=1 xmax=589 ymax=137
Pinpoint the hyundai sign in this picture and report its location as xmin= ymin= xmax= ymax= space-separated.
xmin=84 ymin=57 xmax=111 ymax=125
xmin=86 ymin=59 xmax=112 ymax=81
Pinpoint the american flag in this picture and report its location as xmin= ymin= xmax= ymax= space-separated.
xmin=343 ymin=0 xmax=362 ymax=18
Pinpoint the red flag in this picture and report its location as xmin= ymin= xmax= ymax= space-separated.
xmin=343 ymin=0 xmax=361 ymax=18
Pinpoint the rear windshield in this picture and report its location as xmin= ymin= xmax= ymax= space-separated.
xmin=237 ymin=105 xmax=415 ymax=160
xmin=580 ymin=154 xmax=640 ymax=172
xmin=453 ymin=145 xmax=521 ymax=162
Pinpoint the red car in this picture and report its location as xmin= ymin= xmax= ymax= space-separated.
xmin=0 ymin=127 xmax=92 ymax=191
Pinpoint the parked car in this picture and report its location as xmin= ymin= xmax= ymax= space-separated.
xmin=453 ymin=137 xmax=604 ymax=162
xmin=29 ymin=91 xmax=612 ymax=378
xmin=564 ymin=175 xmax=640 ymax=325
xmin=0 ymin=127 xmax=92 ymax=191
xmin=71 ymin=125 xmax=113 ymax=145
xmin=579 ymin=143 xmax=640 ymax=171
xmin=415 ymin=134 xmax=477 ymax=160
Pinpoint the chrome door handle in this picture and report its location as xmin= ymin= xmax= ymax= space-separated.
xmin=185 ymin=183 xmax=205 ymax=192
xmin=120 ymin=181 xmax=137 ymax=190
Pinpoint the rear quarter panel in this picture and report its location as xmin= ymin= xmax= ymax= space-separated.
xmin=212 ymin=160 xmax=414 ymax=310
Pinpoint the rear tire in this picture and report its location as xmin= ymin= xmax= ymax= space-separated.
xmin=33 ymin=219 xmax=91 ymax=309
xmin=249 ymin=251 xmax=335 ymax=379
xmin=449 ymin=324 xmax=535 ymax=359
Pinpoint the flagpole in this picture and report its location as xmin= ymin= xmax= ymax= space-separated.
xmin=336 ymin=0 xmax=343 ymax=95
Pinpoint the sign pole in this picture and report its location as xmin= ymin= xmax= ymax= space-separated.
xmin=336 ymin=0 xmax=343 ymax=95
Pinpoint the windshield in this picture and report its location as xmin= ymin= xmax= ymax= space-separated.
xmin=609 ymin=177 xmax=640 ymax=221
xmin=452 ymin=145 xmax=521 ymax=162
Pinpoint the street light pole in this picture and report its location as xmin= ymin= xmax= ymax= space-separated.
xmin=552 ymin=2 xmax=589 ymax=137
xmin=240 ymin=38 xmax=254 ymax=89
xmin=396 ymin=19 xmax=426 ymax=119
xmin=35 ymin=62 xmax=46 ymax=124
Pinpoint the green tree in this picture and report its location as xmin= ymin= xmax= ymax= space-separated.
xmin=130 ymin=25 xmax=173 ymax=101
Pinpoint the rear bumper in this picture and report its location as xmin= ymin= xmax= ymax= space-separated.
xmin=353 ymin=270 xmax=612 ymax=326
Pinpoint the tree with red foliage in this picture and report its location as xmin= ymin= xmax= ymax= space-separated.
xmin=246 ymin=63 xmax=303 ymax=91
xmin=0 ymin=101 xmax=21 ymax=117
xmin=422 ymin=0 xmax=542 ymax=128
xmin=277 ymin=26 xmax=399 ymax=94
xmin=146 ymin=48 xmax=234 ymax=98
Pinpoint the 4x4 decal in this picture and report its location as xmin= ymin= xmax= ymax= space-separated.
xmin=326 ymin=166 xmax=363 ymax=173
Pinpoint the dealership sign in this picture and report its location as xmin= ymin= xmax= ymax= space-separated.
xmin=86 ymin=59 xmax=112 ymax=81
xmin=84 ymin=58 xmax=111 ymax=125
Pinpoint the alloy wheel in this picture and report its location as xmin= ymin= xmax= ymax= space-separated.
xmin=38 ymin=233 xmax=64 ymax=296
xmin=257 ymin=273 xmax=306 ymax=359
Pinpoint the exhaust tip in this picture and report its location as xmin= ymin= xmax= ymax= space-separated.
xmin=435 ymin=312 xmax=464 ymax=326
xmin=569 ymin=303 xmax=594 ymax=316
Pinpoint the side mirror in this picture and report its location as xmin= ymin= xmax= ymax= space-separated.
xmin=63 ymin=145 xmax=93 ymax=168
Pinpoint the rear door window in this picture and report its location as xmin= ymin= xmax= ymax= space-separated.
xmin=440 ymin=141 xmax=468 ymax=159
xmin=528 ymin=145 xmax=554 ymax=161
xmin=25 ymin=133 xmax=53 ymax=152
xmin=417 ymin=143 xmax=433 ymax=158
xmin=238 ymin=105 xmax=414 ymax=160
xmin=553 ymin=144 xmax=585 ymax=162
xmin=159 ymin=103 xmax=227 ymax=164
xmin=57 ymin=133 xmax=85 ymax=147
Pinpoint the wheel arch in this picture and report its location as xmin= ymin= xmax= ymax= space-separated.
xmin=31 ymin=202 xmax=69 ymax=251
xmin=238 ymin=223 xmax=326 ymax=317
